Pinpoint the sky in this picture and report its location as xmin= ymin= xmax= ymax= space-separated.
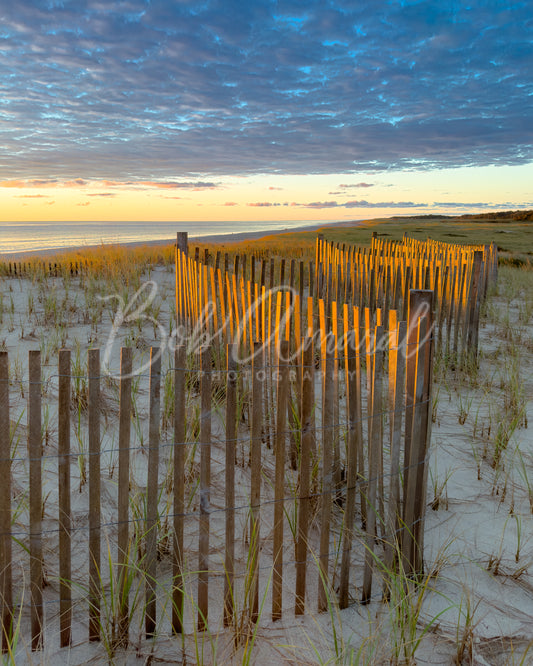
xmin=1 ymin=0 xmax=532 ymax=224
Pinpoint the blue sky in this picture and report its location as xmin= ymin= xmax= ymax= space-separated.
xmin=1 ymin=0 xmax=532 ymax=221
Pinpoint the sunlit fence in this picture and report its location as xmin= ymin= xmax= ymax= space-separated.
xmin=175 ymin=233 xmax=496 ymax=362
xmin=0 ymin=231 xmax=497 ymax=655
xmin=1 ymin=289 xmax=434 ymax=653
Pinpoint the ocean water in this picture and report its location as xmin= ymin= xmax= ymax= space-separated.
xmin=0 ymin=219 xmax=327 ymax=255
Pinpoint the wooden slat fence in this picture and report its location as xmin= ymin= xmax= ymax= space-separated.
xmin=0 ymin=288 xmax=433 ymax=652
xmin=175 ymin=234 xmax=495 ymax=367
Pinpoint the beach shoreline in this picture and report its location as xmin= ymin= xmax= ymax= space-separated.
xmin=0 ymin=219 xmax=362 ymax=261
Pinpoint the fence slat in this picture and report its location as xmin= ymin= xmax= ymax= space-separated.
xmin=352 ymin=307 xmax=366 ymax=530
xmin=198 ymin=346 xmax=211 ymax=631
xmin=402 ymin=290 xmax=433 ymax=575
xmin=339 ymin=330 xmax=359 ymax=608
xmin=318 ymin=335 xmax=335 ymax=612
xmin=224 ymin=345 xmax=237 ymax=626
xmin=29 ymin=350 xmax=44 ymax=650
xmin=146 ymin=348 xmax=161 ymax=637
xmin=173 ymin=345 xmax=186 ymax=633
xmin=412 ymin=292 xmax=434 ymax=574
xmin=88 ymin=348 xmax=101 ymax=642
xmin=402 ymin=315 xmax=427 ymax=574
xmin=383 ymin=320 xmax=407 ymax=596
xmin=362 ymin=326 xmax=384 ymax=604
xmin=117 ymin=346 xmax=132 ymax=645
xmin=295 ymin=337 xmax=314 ymax=615
xmin=58 ymin=349 xmax=72 ymax=647
xmin=0 ymin=352 xmax=13 ymax=653
xmin=250 ymin=341 xmax=263 ymax=622
xmin=273 ymin=340 xmax=289 ymax=621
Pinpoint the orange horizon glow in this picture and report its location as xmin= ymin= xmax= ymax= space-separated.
xmin=1 ymin=164 xmax=532 ymax=223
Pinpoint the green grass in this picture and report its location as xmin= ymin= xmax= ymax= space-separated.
xmin=249 ymin=213 xmax=533 ymax=263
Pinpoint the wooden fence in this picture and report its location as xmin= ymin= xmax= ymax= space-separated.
xmin=0 ymin=231 xmax=496 ymax=654
xmin=0 ymin=259 xmax=85 ymax=278
xmin=175 ymin=233 xmax=495 ymax=363
xmin=0 ymin=287 xmax=433 ymax=652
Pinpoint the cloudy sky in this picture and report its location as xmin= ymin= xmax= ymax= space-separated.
xmin=1 ymin=0 xmax=532 ymax=223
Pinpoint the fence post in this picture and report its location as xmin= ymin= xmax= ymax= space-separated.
xmin=58 ymin=349 xmax=72 ymax=647
xmin=273 ymin=340 xmax=289 ymax=621
xmin=295 ymin=337 xmax=314 ymax=615
xmin=224 ymin=344 xmax=237 ymax=626
xmin=466 ymin=250 xmax=483 ymax=360
xmin=117 ymin=346 xmax=132 ymax=645
xmin=402 ymin=290 xmax=433 ymax=576
xmin=339 ymin=330 xmax=359 ymax=608
xmin=0 ymin=352 xmax=13 ymax=653
xmin=145 ymin=348 xmax=161 ymax=637
xmin=412 ymin=294 xmax=435 ymax=574
xmin=173 ymin=345 xmax=187 ymax=633
xmin=224 ymin=344 xmax=237 ymax=627
xmin=382 ymin=320 xmax=407 ymax=596
xmin=88 ymin=348 xmax=101 ymax=642
xmin=29 ymin=350 xmax=44 ymax=650
xmin=318 ymin=334 xmax=335 ymax=612
xmin=250 ymin=341 xmax=263 ymax=622
xmin=198 ymin=346 xmax=211 ymax=631
xmin=362 ymin=325 xmax=384 ymax=604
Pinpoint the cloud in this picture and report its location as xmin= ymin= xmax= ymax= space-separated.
xmin=14 ymin=194 xmax=50 ymax=198
xmin=86 ymin=193 xmax=117 ymax=197
xmin=0 ymin=177 xmax=218 ymax=190
xmin=295 ymin=199 xmax=427 ymax=209
xmin=339 ymin=183 xmax=375 ymax=188
xmin=343 ymin=200 xmax=426 ymax=209
xmin=137 ymin=181 xmax=218 ymax=189
xmin=301 ymin=201 xmax=339 ymax=209
xmin=247 ymin=202 xmax=283 ymax=207
xmin=433 ymin=201 xmax=485 ymax=208
xmin=0 ymin=2 xmax=532 ymax=181
xmin=224 ymin=201 xmax=238 ymax=206
xmin=0 ymin=179 xmax=58 ymax=188
xmin=0 ymin=180 xmax=28 ymax=188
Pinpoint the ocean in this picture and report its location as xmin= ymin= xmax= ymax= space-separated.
xmin=0 ymin=219 xmax=331 ymax=255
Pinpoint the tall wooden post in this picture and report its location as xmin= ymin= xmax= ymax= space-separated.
xmin=88 ymin=349 xmax=101 ymax=642
xmin=295 ymin=337 xmax=314 ymax=615
xmin=402 ymin=290 xmax=434 ymax=575
xmin=224 ymin=345 xmax=238 ymax=626
xmin=117 ymin=347 xmax=132 ymax=645
xmin=0 ymin=352 xmax=13 ymax=653
xmin=273 ymin=340 xmax=289 ymax=621
xmin=173 ymin=345 xmax=187 ymax=633
xmin=250 ymin=341 xmax=263 ymax=622
xmin=145 ymin=348 xmax=161 ymax=637
xmin=198 ymin=346 xmax=211 ymax=631
xmin=58 ymin=349 xmax=72 ymax=647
